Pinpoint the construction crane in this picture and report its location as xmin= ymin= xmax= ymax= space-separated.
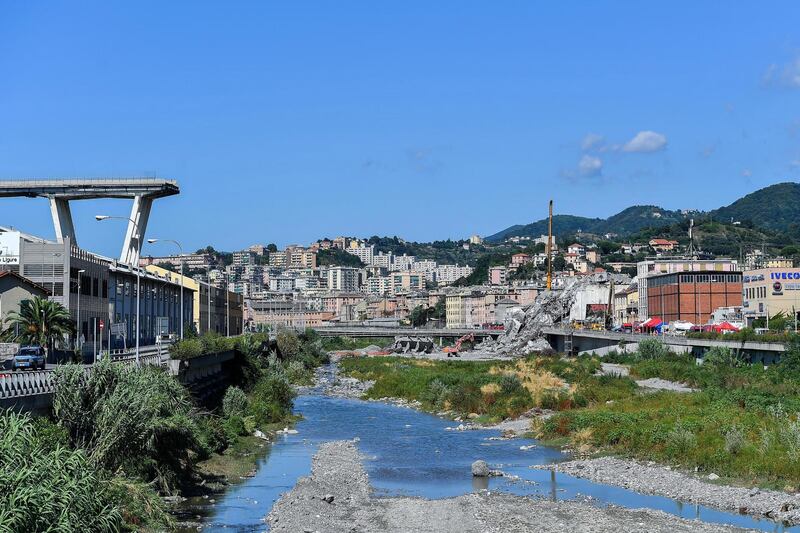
xmin=546 ymin=200 xmax=553 ymax=290
xmin=443 ymin=333 xmax=475 ymax=357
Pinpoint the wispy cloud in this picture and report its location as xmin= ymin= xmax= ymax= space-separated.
xmin=741 ymin=168 xmax=752 ymax=178
xmin=763 ymin=55 xmax=800 ymax=88
xmin=581 ymin=133 xmax=605 ymax=151
xmin=622 ymin=130 xmax=668 ymax=153
xmin=578 ymin=154 xmax=602 ymax=177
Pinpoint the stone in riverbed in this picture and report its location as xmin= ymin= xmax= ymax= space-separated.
xmin=472 ymin=460 xmax=490 ymax=477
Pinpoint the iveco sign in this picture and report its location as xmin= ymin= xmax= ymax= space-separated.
xmin=770 ymin=272 xmax=800 ymax=280
xmin=0 ymin=231 xmax=20 ymax=265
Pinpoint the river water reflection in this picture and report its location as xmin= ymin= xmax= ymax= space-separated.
xmin=196 ymin=394 xmax=795 ymax=532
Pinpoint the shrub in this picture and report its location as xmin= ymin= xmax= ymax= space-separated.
xmin=52 ymin=360 xmax=202 ymax=492
xmin=666 ymin=426 xmax=696 ymax=455
xmin=0 ymin=410 xmax=123 ymax=532
xmin=285 ymin=359 xmax=312 ymax=384
xmin=250 ymin=372 xmax=295 ymax=427
xmin=446 ymin=384 xmax=483 ymax=414
xmin=704 ymin=346 xmax=744 ymax=368
xmin=636 ymin=338 xmax=670 ymax=360
xmin=422 ymin=379 xmax=450 ymax=409
xmin=222 ymin=386 xmax=249 ymax=418
xmin=222 ymin=415 xmax=247 ymax=443
xmin=780 ymin=418 xmax=800 ymax=461
xmin=499 ymin=374 xmax=523 ymax=394
xmin=276 ymin=329 xmax=301 ymax=359
xmin=724 ymin=426 xmax=746 ymax=455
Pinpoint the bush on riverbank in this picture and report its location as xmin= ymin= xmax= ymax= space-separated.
xmin=339 ymin=354 xmax=634 ymax=420
xmin=536 ymin=390 xmax=800 ymax=487
xmin=53 ymin=360 xmax=205 ymax=493
xmin=0 ymin=410 xmax=124 ymax=532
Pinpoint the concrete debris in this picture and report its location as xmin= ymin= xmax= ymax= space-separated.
xmin=392 ymin=336 xmax=435 ymax=354
xmin=486 ymin=276 xmax=603 ymax=355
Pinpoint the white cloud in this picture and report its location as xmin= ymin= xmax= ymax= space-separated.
xmin=578 ymin=155 xmax=603 ymax=177
xmin=581 ymin=133 xmax=605 ymax=151
xmin=622 ymin=131 xmax=668 ymax=153
xmin=742 ymin=168 xmax=752 ymax=177
xmin=764 ymin=56 xmax=800 ymax=88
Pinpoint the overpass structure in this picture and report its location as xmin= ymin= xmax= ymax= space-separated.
xmin=314 ymin=326 xmax=502 ymax=340
xmin=314 ymin=325 xmax=786 ymax=364
xmin=0 ymin=178 xmax=179 ymax=265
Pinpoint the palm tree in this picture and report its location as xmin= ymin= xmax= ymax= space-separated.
xmin=1 ymin=296 xmax=75 ymax=357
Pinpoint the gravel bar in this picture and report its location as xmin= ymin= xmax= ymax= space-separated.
xmin=535 ymin=456 xmax=800 ymax=524
xmin=267 ymin=441 xmax=747 ymax=532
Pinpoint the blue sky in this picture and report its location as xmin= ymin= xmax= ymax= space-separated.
xmin=2 ymin=2 xmax=800 ymax=255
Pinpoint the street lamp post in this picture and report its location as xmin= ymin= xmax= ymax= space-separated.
xmin=147 ymin=239 xmax=185 ymax=339
xmin=76 ymin=268 xmax=85 ymax=353
xmin=96 ymin=215 xmax=143 ymax=364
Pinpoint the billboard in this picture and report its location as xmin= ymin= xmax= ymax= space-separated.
xmin=0 ymin=231 xmax=20 ymax=265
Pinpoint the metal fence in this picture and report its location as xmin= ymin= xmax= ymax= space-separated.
xmin=0 ymin=342 xmax=172 ymax=401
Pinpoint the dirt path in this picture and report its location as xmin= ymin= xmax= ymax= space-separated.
xmin=600 ymin=362 xmax=698 ymax=393
xmin=267 ymin=440 xmax=747 ymax=532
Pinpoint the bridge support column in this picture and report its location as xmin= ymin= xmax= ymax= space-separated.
xmin=120 ymin=195 xmax=152 ymax=266
xmin=49 ymin=198 xmax=76 ymax=245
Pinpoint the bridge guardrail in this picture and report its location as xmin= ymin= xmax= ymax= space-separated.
xmin=1 ymin=343 xmax=171 ymax=401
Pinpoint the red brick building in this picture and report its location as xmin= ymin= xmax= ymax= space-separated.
xmin=646 ymin=271 xmax=742 ymax=325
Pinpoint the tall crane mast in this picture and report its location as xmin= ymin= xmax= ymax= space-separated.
xmin=546 ymin=200 xmax=553 ymax=290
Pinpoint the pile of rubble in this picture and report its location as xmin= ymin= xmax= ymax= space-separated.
xmin=487 ymin=276 xmax=595 ymax=355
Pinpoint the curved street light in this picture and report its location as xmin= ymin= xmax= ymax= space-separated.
xmin=147 ymin=238 xmax=185 ymax=339
xmin=95 ymin=214 xmax=142 ymax=364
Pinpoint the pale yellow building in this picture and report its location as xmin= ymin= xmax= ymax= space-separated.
xmin=145 ymin=264 xmax=243 ymax=336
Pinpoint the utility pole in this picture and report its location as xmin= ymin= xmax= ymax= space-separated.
xmin=546 ymin=200 xmax=553 ymax=290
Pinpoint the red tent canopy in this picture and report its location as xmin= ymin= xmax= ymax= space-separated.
xmin=642 ymin=317 xmax=662 ymax=328
xmin=713 ymin=321 xmax=739 ymax=332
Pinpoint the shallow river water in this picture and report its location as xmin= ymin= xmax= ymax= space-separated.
xmin=194 ymin=394 xmax=795 ymax=532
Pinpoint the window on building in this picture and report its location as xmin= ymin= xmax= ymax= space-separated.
xmin=102 ymin=280 xmax=108 ymax=299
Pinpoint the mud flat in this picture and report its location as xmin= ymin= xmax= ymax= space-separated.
xmin=535 ymin=456 xmax=800 ymax=525
xmin=267 ymin=441 xmax=746 ymax=532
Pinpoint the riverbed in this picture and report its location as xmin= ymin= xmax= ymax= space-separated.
xmin=188 ymin=390 xmax=798 ymax=532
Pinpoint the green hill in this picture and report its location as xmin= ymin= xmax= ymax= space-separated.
xmin=485 ymin=206 xmax=684 ymax=242
xmin=709 ymin=182 xmax=800 ymax=232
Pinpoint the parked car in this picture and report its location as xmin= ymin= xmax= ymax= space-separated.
xmin=12 ymin=346 xmax=46 ymax=371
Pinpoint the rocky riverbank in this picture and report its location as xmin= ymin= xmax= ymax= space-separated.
xmin=266 ymin=440 xmax=747 ymax=532
xmin=534 ymin=456 xmax=800 ymax=525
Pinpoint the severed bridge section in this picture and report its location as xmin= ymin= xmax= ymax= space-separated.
xmin=0 ymin=178 xmax=179 ymax=265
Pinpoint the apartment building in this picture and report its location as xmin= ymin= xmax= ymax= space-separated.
xmin=233 ymin=250 xmax=257 ymax=266
xmin=488 ymin=266 xmax=507 ymax=286
xmin=326 ymin=266 xmax=362 ymax=292
xmin=435 ymin=264 xmax=473 ymax=284
xmin=346 ymin=242 xmax=375 ymax=264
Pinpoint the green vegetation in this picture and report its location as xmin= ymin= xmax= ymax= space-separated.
xmin=0 ymin=411 xmax=124 ymax=532
xmin=709 ymin=182 xmax=800 ymax=233
xmin=2 ymin=328 xmax=329 ymax=531
xmin=319 ymin=335 xmax=393 ymax=351
xmin=539 ymin=339 xmax=800 ymax=487
xmin=0 ymin=296 xmax=75 ymax=355
xmin=316 ymin=248 xmax=364 ymax=267
xmin=339 ymin=354 xmax=634 ymax=421
xmin=169 ymin=331 xmax=239 ymax=359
